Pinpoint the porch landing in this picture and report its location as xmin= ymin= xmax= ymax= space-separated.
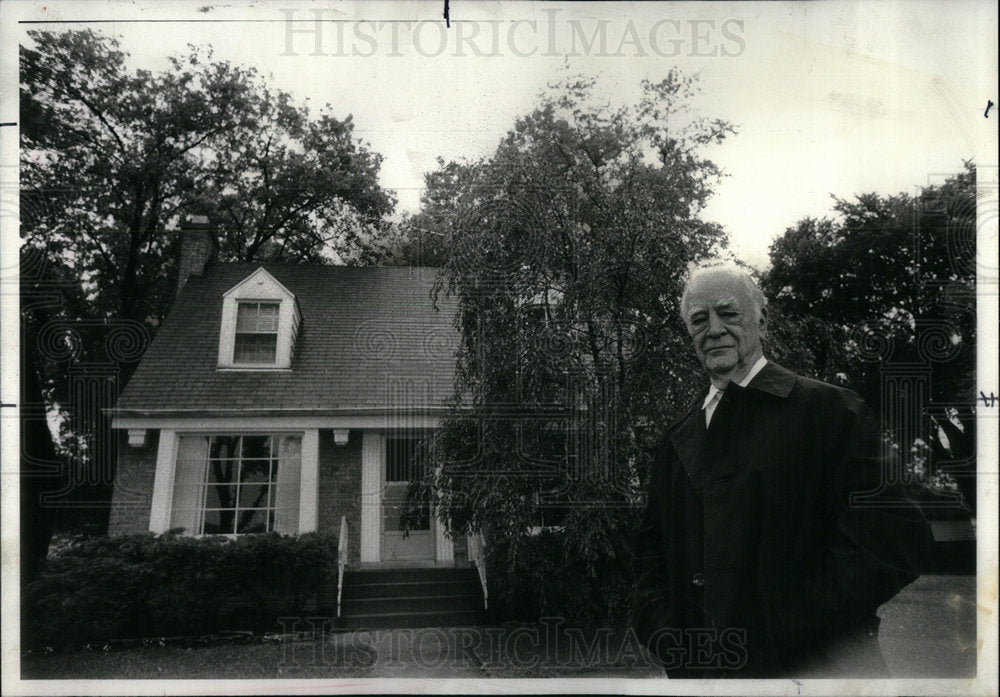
xmin=352 ymin=560 xmax=467 ymax=570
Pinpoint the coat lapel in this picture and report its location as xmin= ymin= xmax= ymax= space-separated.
xmin=669 ymin=393 xmax=709 ymax=494
xmin=668 ymin=361 xmax=796 ymax=494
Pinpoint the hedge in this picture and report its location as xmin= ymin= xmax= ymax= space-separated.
xmin=485 ymin=528 xmax=635 ymax=627
xmin=23 ymin=532 xmax=338 ymax=650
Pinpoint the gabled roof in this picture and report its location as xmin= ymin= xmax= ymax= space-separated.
xmin=222 ymin=266 xmax=296 ymax=299
xmin=114 ymin=264 xmax=460 ymax=416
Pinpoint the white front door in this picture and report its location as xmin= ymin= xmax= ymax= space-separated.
xmin=380 ymin=435 xmax=434 ymax=561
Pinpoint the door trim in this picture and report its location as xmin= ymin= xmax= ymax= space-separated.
xmin=358 ymin=429 xmax=454 ymax=563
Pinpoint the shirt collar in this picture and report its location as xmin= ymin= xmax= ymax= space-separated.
xmin=702 ymin=357 xmax=768 ymax=410
xmin=739 ymin=356 xmax=769 ymax=387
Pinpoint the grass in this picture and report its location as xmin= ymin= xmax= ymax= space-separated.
xmin=22 ymin=635 xmax=375 ymax=679
xmin=21 ymin=624 xmax=663 ymax=679
xmin=21 ymin=575 xmax=975 ymax=680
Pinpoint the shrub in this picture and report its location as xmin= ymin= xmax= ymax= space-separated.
xmin=23 ymin=532 xmax=337 ymax=650
xmin=484 ymin=507 xmax=638 ymax=628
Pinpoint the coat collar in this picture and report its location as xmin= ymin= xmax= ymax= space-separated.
xmin=667 ymin=360 xmax=796 ymax=430
xmin=742 ymin=360 xmax=797 ymax=398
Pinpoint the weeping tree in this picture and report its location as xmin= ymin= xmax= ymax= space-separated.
xmin=413 ymin=71 xmax=735 ymax=623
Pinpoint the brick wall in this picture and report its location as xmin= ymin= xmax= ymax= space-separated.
xmin=107 ymin=429 xmax=159 ymax=536
xmin=177 ymin=224 xmax=216 ymax=296
xmin=317 ymin=429 xmax=362 ymax=564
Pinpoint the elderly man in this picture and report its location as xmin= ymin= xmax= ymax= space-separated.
xmin=632 ymin=264 xmax=931 ymax=678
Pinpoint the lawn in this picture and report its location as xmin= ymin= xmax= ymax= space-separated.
xmin=21 ymin=624 xmax=663 ymax=679
xmin=20 ymin=574 xmax=975 ymax=680
xmin=21 ymin=636 xmax=376 ymax=680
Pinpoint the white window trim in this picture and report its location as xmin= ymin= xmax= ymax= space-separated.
xmin=149 ymin=428 xmax=319 ymax=535
xmin=528 ymin=525 xmax=567 ymax=537
xmin=218 ymin=268 xmax=300 ymax=370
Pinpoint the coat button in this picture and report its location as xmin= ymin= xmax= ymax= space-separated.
xmin=692 ymin=572 xmax=705 ymax=587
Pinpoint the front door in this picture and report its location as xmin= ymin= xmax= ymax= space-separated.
xmin=381 ymin=435 xmax=434 ymax=561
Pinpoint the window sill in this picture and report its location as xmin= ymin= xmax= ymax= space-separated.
xmin=216 ymin=366 xmax=293 ymax=372
xmin=528 ymin=525 xmax=565 ymax=537
xmin=181 ymin=532 xmax=299 ymax=539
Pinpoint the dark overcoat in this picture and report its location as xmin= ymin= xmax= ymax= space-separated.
xmin=631 ymin=361 xmax=932 ymax=678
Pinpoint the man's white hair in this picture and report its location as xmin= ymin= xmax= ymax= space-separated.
xmin=680 ymin=262 xmax=767 ymax=321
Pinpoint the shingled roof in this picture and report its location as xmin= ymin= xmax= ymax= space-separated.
xmin=114 ymin=264 xmax=460 ymax=416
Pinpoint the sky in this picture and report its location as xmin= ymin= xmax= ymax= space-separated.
xmin=3 ymin=0 xmax=997 ymax=269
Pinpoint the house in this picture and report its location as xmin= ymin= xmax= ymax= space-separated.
xmin=108 ymin=226 xmax=487 ymax=625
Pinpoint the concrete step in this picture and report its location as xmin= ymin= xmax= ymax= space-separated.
xmin=342 ymin=579 xmax=478 ymax=600
xmin=341 ymin=592 xmax=482 ymax=615
xmin=338 ymin=608 xmax=485 ymax=630
xmin=339 ymin=566 xmax=486 ymax=629
xmin=343 ymin=567 xmax=478 ymax=585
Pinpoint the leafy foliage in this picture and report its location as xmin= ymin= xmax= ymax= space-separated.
xmin=21 ymin=31 xmax=396 ymax=319
xmin=485 ymin=528 xmax=634 ymax=625
xmin=762 ymin=164 xmax=976 ymax=405
xmin=23 ymin=532 xmax=338 ymax=650
xmin=761 ymin=164 xmax=977 ymax=515
xmin=417 ymin=71 xmax=734 ymax=623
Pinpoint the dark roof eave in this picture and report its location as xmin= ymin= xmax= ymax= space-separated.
xmin=106 ymin=406 xmax=462 ymax=419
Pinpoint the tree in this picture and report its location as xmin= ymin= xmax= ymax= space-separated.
xmin=416 ymin=71 xmax=734 ymax=622
xmin=764 ymin=165 xmax=975 ymax=401
xmin=20 ymin=287 xmax=61 ymax=583
xmin=189 ymin=54 xmax=395 ymax=263
xmin=761 ymin=164 xmax=977 ymax=513
xmin=19 ymin=29 xmax=398 ymax=533
xmin=21 ymin=29 xmax=397 ymax=325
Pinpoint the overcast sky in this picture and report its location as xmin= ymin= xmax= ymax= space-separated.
xmin=4 ymin=0 xmax=997 ymax=269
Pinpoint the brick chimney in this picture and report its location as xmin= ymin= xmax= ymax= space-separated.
xmin=177 ymin=216 xmax=217 ymax=296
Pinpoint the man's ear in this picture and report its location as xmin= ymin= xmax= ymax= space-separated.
xmin=758 ymin=306 xmax=768 ymax=335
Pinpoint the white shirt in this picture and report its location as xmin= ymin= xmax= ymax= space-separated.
xmin=703 ymin=356 xmax=768 ymax=427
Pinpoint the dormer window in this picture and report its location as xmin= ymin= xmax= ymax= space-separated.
xmin=519 ymin=285 xmax=564 ymax=326
xmin=234 ymin=302 xmax=280 ymax=363
xmin=218 ymin=268 xmax=300 ymax=370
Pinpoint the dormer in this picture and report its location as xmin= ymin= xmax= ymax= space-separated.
xmin=217 ymin=268 xmax=300 ymax=370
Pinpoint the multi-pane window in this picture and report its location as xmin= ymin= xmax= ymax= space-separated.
xmin=385 ymin=437 xmax=428 ymax=483
xmin=170 ymin=434 xmax=301 ymax=536
xmin=234 ymin=302 xmax=280 ymax=363
xmin=383 ymin=436 xmax=431 ymax=532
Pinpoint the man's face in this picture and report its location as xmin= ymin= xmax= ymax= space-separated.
xmin=682 ymin=272 xmax=766 ymax=381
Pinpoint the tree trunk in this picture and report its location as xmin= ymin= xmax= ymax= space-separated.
xmin=20 ymin=322 xmax=60 ymax=584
